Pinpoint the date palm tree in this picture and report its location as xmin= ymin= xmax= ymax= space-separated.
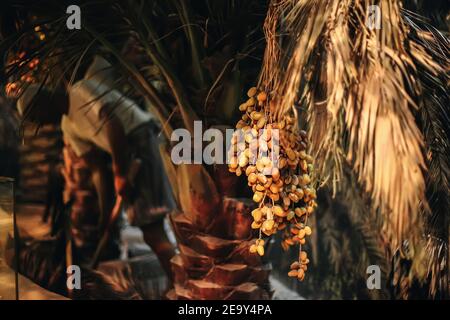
xmin=1 ymin=0 xmax=448 ymax=300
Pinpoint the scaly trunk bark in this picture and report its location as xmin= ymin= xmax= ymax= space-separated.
xmin=167 ymin=166 xmax=271 ymax=300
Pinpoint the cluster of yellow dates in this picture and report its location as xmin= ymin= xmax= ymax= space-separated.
xmin=229 ymin=86 xmax=317 ymax=281
xmin=5 ymin=52 xmax=40 ymax=97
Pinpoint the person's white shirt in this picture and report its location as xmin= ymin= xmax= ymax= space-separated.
xmin=61 ymin=56 xmax=153 ymax=156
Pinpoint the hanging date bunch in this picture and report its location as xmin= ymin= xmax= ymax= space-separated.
xmin=5 ymin=52 xmax=40 ymax=97
xmin=5 ymin=25 xmax=45 ymax=98
xmin=228 ymin=86 xmax=317 ymax=281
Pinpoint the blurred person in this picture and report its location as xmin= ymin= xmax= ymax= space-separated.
xmin=17 ymin=55 xmax=176 ymax=283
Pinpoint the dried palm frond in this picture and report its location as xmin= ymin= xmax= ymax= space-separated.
xmin=425 ymin=236 xmax=448 ymax=298
xmin=261 ymin=0 xmax=449 ymax=251
xmin=346 ymin=0 xmax=427 ymax=248
xmin=404 ymin=10 xmax=450 ymax=298
xmin=257 ymin=0 xmax=286 ymax=93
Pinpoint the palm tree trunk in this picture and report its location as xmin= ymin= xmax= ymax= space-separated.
xmin=168 ymin=197 xmax=271 ymax=299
